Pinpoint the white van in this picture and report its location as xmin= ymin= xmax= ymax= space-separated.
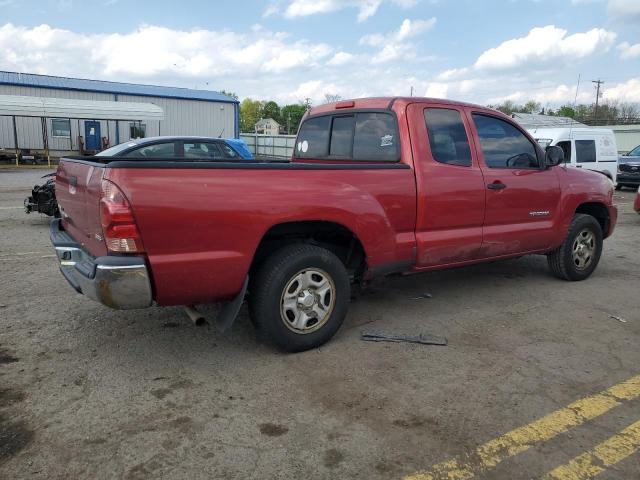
xmin=527 ymin=128 xmax=618 ymax=183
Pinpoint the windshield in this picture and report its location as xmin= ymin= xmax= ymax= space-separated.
xmin=535 ymin=138 xmax=553 ymax=149
xmin=95 ymin=141 xmax=141 ymax=157
xmin=627 ymin=145 xmax=640 ymax=157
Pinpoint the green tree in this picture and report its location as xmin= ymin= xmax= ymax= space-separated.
xmin=261 ymin=101 xmax=281 ymax=124
xmin=522 ymin=100 xmax=542 ymax=114
xmin=556 ymin=105 xmax=576 ymax=118
xmin=280 ymin=104 xmax=307 ymax=134
xmin=240 ymin=98 xmax=263 ymax=133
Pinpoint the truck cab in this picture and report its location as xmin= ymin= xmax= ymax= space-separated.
xmin=528 ymin=127 xmax=618 ymax=184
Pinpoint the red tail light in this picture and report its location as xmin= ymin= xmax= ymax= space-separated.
xmin=100 ymin=180 xmax=144 ymax=253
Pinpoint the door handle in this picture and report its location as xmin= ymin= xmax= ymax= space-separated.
xmin=487 ymin=182 xmax=506 ymax=190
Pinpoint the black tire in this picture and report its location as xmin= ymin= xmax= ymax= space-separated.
xmin=249 ymin=244 xmax=350 ymax=352
xmin=615 ymin=184 xmax=622 ymax=190
xmin=547 ymin=214 xmax=603 ymax=281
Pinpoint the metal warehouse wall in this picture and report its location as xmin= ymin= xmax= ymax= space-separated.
xmin=0 ymin=85 xmax=236 ymax=153
xmin=595 ymin=125 xmax=640 ymax=153
xmin=115 ymin=95 xmax=234 ymax=142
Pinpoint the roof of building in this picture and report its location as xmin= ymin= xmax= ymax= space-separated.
xmin=511 ymin=112 xmax=587 ymax=128
xmin=0 ymin=71 xmax=239 ymax=104
xmin=255 ymin=118 xmax=280 ymax=126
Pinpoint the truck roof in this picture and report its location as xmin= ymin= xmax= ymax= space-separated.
xmin=307 ymin=97 xmax=495 ymax=116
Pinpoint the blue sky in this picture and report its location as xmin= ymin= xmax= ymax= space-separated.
xmin=0 ymin=0 xmax=638 ymax=106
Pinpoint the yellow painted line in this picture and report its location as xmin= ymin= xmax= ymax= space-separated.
xmin=404 ymin=375 xmax=640 ymax=480
xmin=544 ymin=419 xmax=640 ymax=480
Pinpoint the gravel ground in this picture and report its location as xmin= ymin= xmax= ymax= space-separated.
xmin=1 ymin=168 xmax=639 ymax=479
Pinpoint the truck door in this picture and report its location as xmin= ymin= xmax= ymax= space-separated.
xmin=468 ymin=111 xmax=561 ymax=256
xmin=407 ymin=103 xmax=486 ymax=267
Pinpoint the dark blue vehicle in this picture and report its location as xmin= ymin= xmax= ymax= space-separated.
xmin=96 ymin=136 xmax=254 ymax=160
xmin=617 ymin=144 xmax=640 ymax=190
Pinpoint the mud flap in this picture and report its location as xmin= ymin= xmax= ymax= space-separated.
xmin=215 ymin=276 xmax=249 ymax=332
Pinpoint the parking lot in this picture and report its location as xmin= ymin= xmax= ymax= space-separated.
xmin=1 ymin=167 xmax=639 ymax=479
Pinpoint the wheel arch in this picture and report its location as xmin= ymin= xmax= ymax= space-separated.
xmin=250 ymin=220 xmax=368 ymax=283
xmin=575 ymin=202 xmax=610 ymax=237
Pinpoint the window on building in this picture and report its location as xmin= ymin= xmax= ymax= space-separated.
xmin=51 ymin=119 xmax=71 ymax=138
xmin=575 ymin=140 xmax=596 ymax=163
xmin=424 ymin=108 xmax=472 ymax=167
xmin=130 ymin=122 xmax=146 ymax=139
xmin=472 ymin=114 xmax=539 ymax=169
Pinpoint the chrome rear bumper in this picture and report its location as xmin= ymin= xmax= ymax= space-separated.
xmin=50 ymin=219 xmax=153 ymax=309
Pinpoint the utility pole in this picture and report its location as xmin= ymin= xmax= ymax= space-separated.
xmin=592 ymin=79 xmax=604 ymax=124
xmin=410 ymin=86 xmax=414 ymax=97
xmin=304 ymin=98 xmax=312 ymax=111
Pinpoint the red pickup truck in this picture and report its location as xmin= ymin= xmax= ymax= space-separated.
xmin=51 ymin=97 xmax=617 ymax=351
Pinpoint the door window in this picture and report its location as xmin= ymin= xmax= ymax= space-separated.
xmin=575 ymin=140 xmax=596 ymax=163
xmin=557 ymin=141 xmax=571 ymax=162
xmin=424 ymin=108 xmax=472 ymax=167
xmin=123 ymin=142 xmax=176 ymax=158
xmin=472 ymin=114 xmax=539 ymax=169
xmin=183 ymin=142 xmax=225 ymax=160
xmin=219 ymin=143 xmax=240 ymax=159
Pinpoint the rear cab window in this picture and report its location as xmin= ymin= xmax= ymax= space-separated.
xmin=296 ymin=111 xmax=399 ymax=162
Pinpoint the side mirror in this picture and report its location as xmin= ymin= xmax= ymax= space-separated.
xmin=545 ymin=145 xmax=564 ymax=167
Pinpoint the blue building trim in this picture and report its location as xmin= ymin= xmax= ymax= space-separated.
xmin=234 ymin=102 xmax=240 ymax=139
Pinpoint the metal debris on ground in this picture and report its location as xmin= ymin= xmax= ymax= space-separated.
xmin=410 ymin=293 xmax=433 ymax=299
xmin=361 ymin=330 xmax=447 ymax=346
xmin=609 ymin=315 xmax=628 ymax=323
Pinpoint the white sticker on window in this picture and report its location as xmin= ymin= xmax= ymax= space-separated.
xmin=380 ymin=135 xmax=393 ymax=147
xmin=297 ymin=141 xmax=302 ymax=151
xmin=301 ymin=140 xmax=309 ymax=153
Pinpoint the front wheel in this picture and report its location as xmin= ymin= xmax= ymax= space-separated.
xmin=249 ymin=244 xmax=350 ymax=352
xmin=547 ymin=214 xmax=603 ymax=281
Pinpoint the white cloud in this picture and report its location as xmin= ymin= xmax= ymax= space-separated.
xmin=618 ymin=41 xmax=640 ymax=59
xmin=327 ymin=51 xmax=355 ymax=66
xmin=279 ymin=0 xmax=418 ymax=22
xmin=424 ymin=82 xmax=448 ymax=98
xmin=0 ymin=23 xmax=333 ymax=80
xmin=603 ymin=77 xmax=640 ymax=102
xmin=474 ymin=25 xmax=616 ymax=71
xmin=360 ymin=18 xmax=436 ymax=63
xmin=607 ymin=0 xmax=640 ymax=21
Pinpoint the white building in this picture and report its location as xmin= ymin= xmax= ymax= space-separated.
xmin=255 ymin=118 xmax=281 ymax=135
xmin=0 ymin=71 xmax=239 ymax=156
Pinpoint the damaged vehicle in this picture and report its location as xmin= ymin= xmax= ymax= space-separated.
xmin=24 ymin=173 xmax=60 ymax=218
xmin=50 ymin=97 xmax=617 ymax=352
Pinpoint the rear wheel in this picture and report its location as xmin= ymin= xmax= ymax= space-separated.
xmin=615 ymin=184 xmax=622 ymax=190
xmin=249 ymin=244 xmax=350 ymax=352
xmin=547 ymin=214 xmax=603 ymax=281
